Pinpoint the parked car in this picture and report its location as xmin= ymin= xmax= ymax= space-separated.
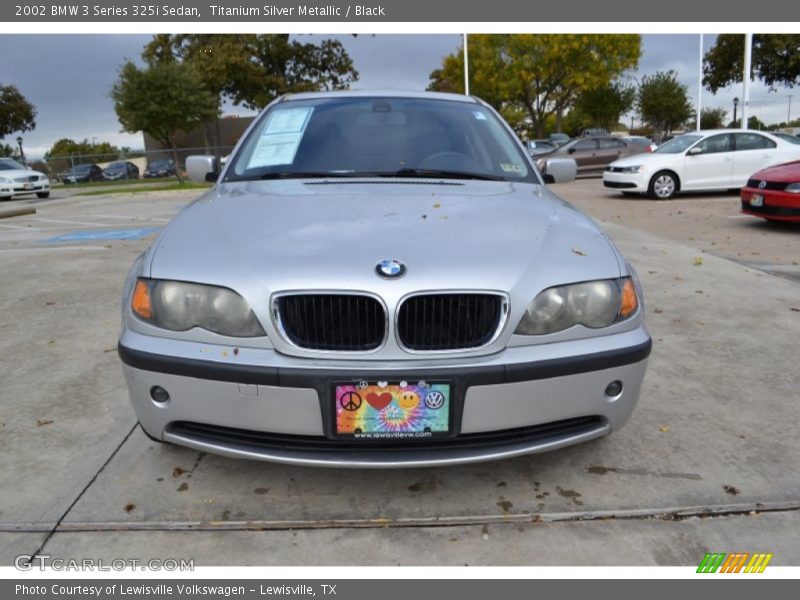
xmin=143 ymin=158 xmax=177 ymax=178
xmin=103 ymin=161 xmax=140 ymax=181
xmin=62 ymin=163 xmax=104 ymax=184
xmin=580 ymin=128 xmax=610 ymax=138
xmin=548 ymin=133 xmax=571 ymax=147
xmin=772 ymin=132 xmax=800 ymax=146
xmin=525 ymin=139 xmax=556 ymax=156
xmin=544 ymin=136 xmax=651 ymax=175
xmin=118 ymin=90 xmax=651 ymax=468
xmin=0 ymin=158 xmax=50 ymax=200
xmin=740 ymin=160 xmax=800 ymax=222
xmin=603 ymin=130 xmax=800 ymax=199
xmin=621 ymin=136 xmax=657 ymax=152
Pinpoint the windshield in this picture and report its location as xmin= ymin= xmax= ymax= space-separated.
xmin=107 ymin=162 xmax=125 ymax=170
xmin=72 ymin=164 xmax=92 ymax=172
xmin=0 ymin=159 xmax=25 ymax=171
xmin=225 ymin=96 xmax=536 ymax=183
xmin=774 ymin=132 xmax=800 ymax=145
xmin=654 ymin=134 xmax=703 ymax=154
xmin=149 ymin=160 xmax=171 ymax=168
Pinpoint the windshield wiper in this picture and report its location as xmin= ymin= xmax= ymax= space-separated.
xmin=383 ymin=168 xmax=505 ymax=181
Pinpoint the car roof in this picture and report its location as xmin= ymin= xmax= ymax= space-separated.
xmin=281 ymin=89 xmax=481 ymax=104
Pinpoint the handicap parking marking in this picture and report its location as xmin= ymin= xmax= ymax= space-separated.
xmin=42 ymin=227 xmax=162 ymax=243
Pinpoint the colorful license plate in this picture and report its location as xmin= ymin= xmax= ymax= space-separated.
xmin=334 ymin=380 xmax=451 ymax=439
xmin=750 ymin=194 xmax=764 ymax=207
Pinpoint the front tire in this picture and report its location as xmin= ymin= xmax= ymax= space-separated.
xmin=648 ymin=171 xmax=678 ymax=200
xmin=36 ymin=192 xmax=50 ymax=199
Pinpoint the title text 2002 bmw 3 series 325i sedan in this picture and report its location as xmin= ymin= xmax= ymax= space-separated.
xmin=118 ymin=91 xmax=652 ymax=468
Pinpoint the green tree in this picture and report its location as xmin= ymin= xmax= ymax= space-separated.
xmin=728 ymin=116 xmax=767 ymax=130
xmin=142 ymin=34 xmax=359 ymax=110
xmin=637 ymin=71 xmax=694 ymax=136
xmin=44 ymin=138 xmax=120 ymax=161
xmin=700 ymin=107 xmax=727 ymax=129
xmin=427 ymin=34 xmax=641 ymax=137
xmin=0 ymin=143 xmax=20 ymax=159
xmin=703 ymin=34 xmax=800 ymax=93
xmin=572 ymin=82 xmax=636 ymax=132
xmin=0 ymin=84 xmax=36 ymax=139
xmin=112 ymin=61 xmax=218 ymax=183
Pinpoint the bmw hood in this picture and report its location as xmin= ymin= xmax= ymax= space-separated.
xmin=147 ymin=180 xmax=624 ymax=305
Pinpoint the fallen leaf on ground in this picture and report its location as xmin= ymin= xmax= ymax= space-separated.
xmin=172 ymin=467 xmax=186 ymax=478
xmin=693 ymin=257 xmax=703 ymax=266
xmin=790 ymin=308 xmax=800 ymax=312
xmin=124 ymin=503 xmax=136 ymax=513
xmin=433 ymin=203 xmax=441 ymax=208
xmin=571 ymin=247 xmax=587 ymax=256
xmin=177 ymin=482 xmax=189 ymax=492
xmin=723 ymin=485 xmax=740 ymax=496
xmin=659 ymin=426 xmax=669 ymax=433
xmin=653 ymin=308 xmax=663 ymax=314
xmin=36 ymin=419 xmax=54 ymax=427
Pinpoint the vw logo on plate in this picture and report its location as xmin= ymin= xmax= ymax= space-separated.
xmin=376 ymin=259 xmax=406 ymax=279
xmin=758 ymin=180 xmax=767 ymax=189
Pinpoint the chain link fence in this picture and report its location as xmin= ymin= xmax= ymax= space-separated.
xmin=41 ymin=146 xmax=235 ymax=183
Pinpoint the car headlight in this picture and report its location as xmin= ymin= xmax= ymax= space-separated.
xmin=784 ymin=182 xmax=800 ymax=193
xmin=515 ymin=277 xmax=639 ymax=335
xmin=619 ymin=166 xmax=642 ymax=174
xmin=131 ymin=278 xmax=266 ymax=337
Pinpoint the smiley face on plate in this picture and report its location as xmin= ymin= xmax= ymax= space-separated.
xmin=397 ymin=390 xmax=420 ymax=410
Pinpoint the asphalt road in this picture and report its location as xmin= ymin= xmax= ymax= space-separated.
xmin=0 ymin=181 xmax=798 ymax=566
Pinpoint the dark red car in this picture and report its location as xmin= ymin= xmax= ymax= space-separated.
xmin=741 ymin=160 xmax=800 ymax=222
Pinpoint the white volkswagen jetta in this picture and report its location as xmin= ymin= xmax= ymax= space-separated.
xmin=603 ymin=129 xmax=800 ymax=199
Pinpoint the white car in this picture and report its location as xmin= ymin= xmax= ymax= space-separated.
xmin=603 ymin=129 xmax=800 ymax=199
xmin=0 ymin=158 xmax=50 ymax=200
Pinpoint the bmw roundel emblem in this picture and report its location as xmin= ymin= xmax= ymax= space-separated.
xmin=376 ymin=259 xmax=406 ymax=279
xmin=758 ymin=180 xmax=767 ymax=189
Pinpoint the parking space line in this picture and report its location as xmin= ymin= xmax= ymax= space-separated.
xmin=88 ymin=214 xmax=172 ymax=223
xmin=34 ymin=218 xmax=112 ymax=227
xmin=0 ymin=223 xmax=41 ymax=231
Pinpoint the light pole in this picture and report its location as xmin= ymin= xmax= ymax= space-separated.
xmin=16 ymin=136 xmax=24 ymax=164
xmin=732 ymin=97 xmax=739 ymax=127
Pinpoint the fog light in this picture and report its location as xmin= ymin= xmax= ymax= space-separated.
xmin=150 ymin=386 xmax=170 ymax=404
xmin=604 ymin=380 xmax=623 ymax=398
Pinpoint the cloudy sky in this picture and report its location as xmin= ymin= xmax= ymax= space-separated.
xmin=1 ymin=34 xmax=795 ymax=158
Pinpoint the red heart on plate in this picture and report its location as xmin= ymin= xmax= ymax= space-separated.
xmin=366 ymin=392 xmax=393 ymax=410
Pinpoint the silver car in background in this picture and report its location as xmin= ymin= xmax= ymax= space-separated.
xmin=118 ymin=91 xmax=651 ymax=468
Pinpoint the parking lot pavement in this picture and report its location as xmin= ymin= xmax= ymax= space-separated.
xmin=1 ymin=185 xmax=798 ymax=565
xmin=555 ymin=181 xmax=800 ymax=283
xmin=38 ymin=511 xmax=800 ymax=566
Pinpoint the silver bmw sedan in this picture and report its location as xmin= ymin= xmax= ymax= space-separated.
xmin=118 ymin=90 xmax=651 ymax=468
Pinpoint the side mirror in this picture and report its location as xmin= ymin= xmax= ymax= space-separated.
xmin=567 ymin=147 xmax=576 ymax=154
xmin=538 ymin=157 xmax=577 ymax=184
xmin=186 ymin=155 xmax=219 ymax=183
xmin=688 ymin=147 xmax=703 ymax=156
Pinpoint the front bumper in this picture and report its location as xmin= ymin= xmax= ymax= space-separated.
xmin=0 ymin=181 xmax=49 ymax=198
xmin=741 ymin=186 xmax=800 ymax=221
xmin=119 ymin=326 xmax=651 ymax=467
xmin=602 ymin=171 xmax=649 ymax=193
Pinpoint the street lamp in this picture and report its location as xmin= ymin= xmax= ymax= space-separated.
xmin=733 ymin=97 xmax=739 ymax=127
xmin=15 ymin=136 xmax=24 ymax=163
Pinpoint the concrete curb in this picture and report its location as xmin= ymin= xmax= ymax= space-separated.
xmin=0 ymin=206 xmax=36 ymax=219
